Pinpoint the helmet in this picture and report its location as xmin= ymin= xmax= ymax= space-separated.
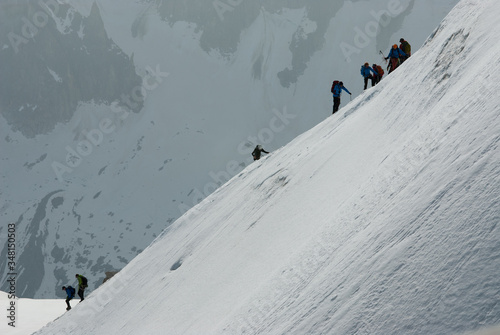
xmin=400 ymin=38 xmax=405 ymax=43
xmin=339 ymin=81 xmax=343 ymax=86
xmin=364 ymin=62 xmax=369 ymax=66
xmin=393 ymin=44 xmax=398 ymax=49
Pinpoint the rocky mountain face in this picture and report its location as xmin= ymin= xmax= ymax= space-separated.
xmin=0 ymin=1 xmax=141 ymax=137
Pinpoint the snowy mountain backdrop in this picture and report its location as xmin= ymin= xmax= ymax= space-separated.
xmin=33 ymin=0 xmax=500 ymax=333
xmin=1 ymin=0 xmax=460 ymax=298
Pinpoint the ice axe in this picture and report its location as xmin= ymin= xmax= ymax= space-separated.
xmin=379 ymin=50 xmax=388 ymax=64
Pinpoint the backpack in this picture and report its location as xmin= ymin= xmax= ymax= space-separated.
xmin=376 ymin=65 xmax=384 ymax=76
xmin=81 ymin=275 xmax=88 ymax=287
xmin=331 ymin=80 xmax=339 ymax=93
xmin=68 ymin=286 xmax=76 ymax=297
xmin=252 ymin=146 xmax=259 ymax=157
xmin=401 ymin=41 xmax=411 ymax=55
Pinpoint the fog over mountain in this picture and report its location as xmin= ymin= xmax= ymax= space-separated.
xmin=0 ymin=0 xmax=459 ymax=298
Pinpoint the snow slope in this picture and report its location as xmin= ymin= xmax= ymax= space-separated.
xmin=0 ymin=291 xmax=64 ymax=335
xmin=0 ymin=0 xmax=460 ymax=298
xmin=33 ymin=0 xmax=500 ymax=334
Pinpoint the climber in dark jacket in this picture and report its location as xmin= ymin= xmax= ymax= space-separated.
xmin=399 ymin=38 xmax=411 ymax=63
xmin=252 ymin=145 xmax=269 ymax=160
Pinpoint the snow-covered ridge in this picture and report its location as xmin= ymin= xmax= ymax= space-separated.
xmin=34 ymin=0 xmax=500 ymax=334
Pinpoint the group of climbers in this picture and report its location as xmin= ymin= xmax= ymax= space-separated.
xmin=385 ymin=38 xmax=411 ymax=73
xmin=360 ymin=63 xmax=384 ymax=90
xmin=331 ymin=38 xmax=411 ymax=114
xmin=62 ymin=273 xmax=88 ymax=311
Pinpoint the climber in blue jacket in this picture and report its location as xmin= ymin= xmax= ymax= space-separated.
xmin=332 ymin=81 xmax=352 ymax=114
xmin=385 ymin=44 xmax=407 ymax=73
xmin=360 ymin=63 xmax=379 ymax=90
xmin=62 ymin=285 xmax=75 ymax=311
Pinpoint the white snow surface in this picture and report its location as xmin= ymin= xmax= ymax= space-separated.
xmin=32 ymin=0 xmax=500 ymax=334
xmin=0 ymin=291 xmax=64 ymax=335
